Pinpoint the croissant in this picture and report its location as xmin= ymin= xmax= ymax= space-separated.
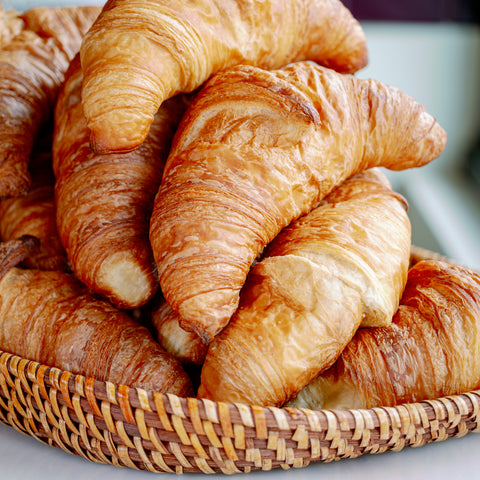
xmin=152 ymin=299 xmax=208 ymax=366
xmin=0 ymin=7 xmax=24 ymax=45
xmin=0 ymin=6 xmax=100 ymax=198
xmin=149 ymin=61 xmax=447 ymax=342
xmin=197 ymin=168 xmax=411 ymax=406
xmin=289 ymin=260 xmax=480 ymax=410
xmin=0 ymin=237 xmax=193 ymax=396
xmin=0 ymin=127 xmax=68 ymax=271
xmin=79 ymin=0 xmax=368 ymax=153
xmin=53 ymin=56 xmax=192 ymax=309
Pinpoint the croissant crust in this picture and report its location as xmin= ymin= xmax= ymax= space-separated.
xmin=290 ymin=260 xmax=480 ymax=410
xmin=0 ymin=129 xmax=68 ymax=271
xmin=198 ymin=169 xmax=411 ymax=406
xmin=0 ymin=6 xmax=100 ymax=197
xmin=0 ymin=261 xmax=193 ymax=396
xmin=80 ymin=0 xmax=368 ymax=153
xmin=150 ymin=61 xmax=446 ymax=342
xmin=53 ymin=56 xmax=191 ymax=308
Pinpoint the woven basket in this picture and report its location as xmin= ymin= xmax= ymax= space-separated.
xmin=0 ymin=246 xmax=479 ymax=475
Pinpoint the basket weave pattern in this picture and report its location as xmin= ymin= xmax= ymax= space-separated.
xmin=0 ymin=247 xmax=479 ymax=474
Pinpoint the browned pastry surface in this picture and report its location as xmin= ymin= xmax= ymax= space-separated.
xmin=197 ymin=169 xmax=411 ymax=406
xmin=152 ymin=299 xmax=208 ymax=366
xmin=0 ymin=7 xmax=24 ymax=45
xmin=0 ymin=128 xmax=68 ymax=271
xmin=0 ymin=238 xmax=193 ymax=396
xmin=80 ymin=0 xmax=368 ymax=153
xmin=150 ymin=61 xmax=447 ymax=342
xmin=290 ymin=260 xmax=480 ymax=410
xmin=53 ymin=56 xmax=192 ymax=309
xmin=0 ymin=6 xmax=100 ymax=198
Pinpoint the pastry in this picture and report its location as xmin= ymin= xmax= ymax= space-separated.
xmin=152 ymin=299 xmax=208 ymax=366
xmin=0 ymin=7 xmax=24 ymax=45
xmin=0 ymin=237 xmax=193 ymax=396
xmin=198 ymin=169 xmax=411 ymax=406
xmin=79 ymin=0 xmax=368 ymax=153
xmin=0 ymin=127 xmax=68 ymax=271
xmin=289 ymin=260 xmax=480 ymax=410
xmin=53 ymin=55 xmax=192 ymax=309
xmin=150 ymin=61 xmax=447 ymax=342
xmin=0 ymin=6 xmax=100 ymax=197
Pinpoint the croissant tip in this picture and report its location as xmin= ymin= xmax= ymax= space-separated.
xmin=0 ymin=172 xmax=32 ymax=199
xmin=88 ymin=134 xmax=132 ymax=155
xmin=344 ymin=46 xmax=369 ymax=74
xmin=84 ymin=108 xmax=147 ymax=154
xmin=180 ymin=320 xmax=213 ymax=345
xmin=0 ymin=235 xmax=40 ymax=281
xmin=430 ymin=121 xmax=448 ymax=159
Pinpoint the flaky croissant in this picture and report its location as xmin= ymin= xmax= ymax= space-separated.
xmin=152 ymin=299 xmax=208 ymax=366
xmin=149 ymin=62 xmax=447 ymax=342
xmin=0 ymin=128 xmax=68 ymax=271
xmin=0 ymin=6 xmax=100 ymax=198
xmin=289 ymin=260 xmax=480 ymax=410
xmin=0 ymin=7 xmax=24 ymax=45
xmin=0 ymin=237 xmax=193 ymax=396
xmin=79 ymin=0 xmax=368 ymax=153
xmin=53 ymin=56 xmax=192 ymax=309
xmin=197 ymin=168 xmax=411 ymax=406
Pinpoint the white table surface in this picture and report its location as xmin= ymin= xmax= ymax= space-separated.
xmin=1 ymin=420 xmax=479 ymax=480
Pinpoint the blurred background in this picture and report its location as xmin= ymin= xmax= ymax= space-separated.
xmin=3 ymin=0 xmax=480 ymax=268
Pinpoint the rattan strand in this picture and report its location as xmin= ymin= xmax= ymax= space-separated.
xmin=0 ymin=246 xmax=479 ymax=474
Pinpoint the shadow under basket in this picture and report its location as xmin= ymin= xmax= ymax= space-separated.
xmin=0 ymin=246 xmax=479 ymax=475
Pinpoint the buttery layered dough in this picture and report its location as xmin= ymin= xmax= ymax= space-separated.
xmin=79 ymin=0 xmax=368 ymax=153
xmin=0 ymin=237 xmax=193 ymax=396
xmin=0 ymin=8 xmax=24 ymax=45
xmin=0 ymin=6 xmax=100 ymax=197
xmin=53 ymin=56 xmax=192 ymax=309
xmin=197 ymin=169 xmax=411 ymax=406
xmin=1 ymin=3 xmax=472 ymax=417
xmin=150 ymin=61 xmax=447 ymax=342
xmin=152 ymin=299 xmax=208 ymax=366
xmin=0 ymin=129 xmax=68 ymax=271
xmin=289 ymin=260 xmax=480 ymax=410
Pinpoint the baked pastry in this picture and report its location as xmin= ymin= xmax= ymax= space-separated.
xmin=0 ymin=237 xmax=193 ymax=396
xmin=289 ymin=260 xmax=480 ymax=410
xmin=20 ymin=6 xmax=100 ymax=59
xmin=53 ymin=55 xmax=192 ymax=309
xmin=197 ymin=168 xmax=411 ymax=406
xmin=79 ymin=0 xmax=368 ymax=153
xmin=152 ymin=299 xmax=208 ymax=366
xmin=150 ymin=61 xmax=447 ymax=342
xmin=0 ymin=7 xmax=24 ymax=45
xmin=0 ymin=127 xmax=68 ymax=271
xmin=0 ymin=6 xmax=100 ymax=197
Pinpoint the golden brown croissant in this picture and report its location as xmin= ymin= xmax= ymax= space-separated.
xmin=0 ymin=6 xmax=100 ymax=198
xmin=197 ymin=168 xmax=411 ymax=406
xmin=152 ymin=299 xmax=208 ymax=366
xmin=289 ymin=260 xmax=480 ymax=410
xmin=149 ymin=62 xmax=447 ymax=342
xmin=0 ymin=128 xmax=68 ymax=271
xmin=53 ymin=56 xmax=192 ymax=309
xmin=0 ymin=237 xmax=193 ymax=396
xmin=79 ymin=0 xmax=368 ymax=153
xmin=0 ymin=7 xmax=24 ymax=46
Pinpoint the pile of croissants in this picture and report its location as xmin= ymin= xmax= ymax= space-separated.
xmin=1 ymin=0 xmax=479 ymax=412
